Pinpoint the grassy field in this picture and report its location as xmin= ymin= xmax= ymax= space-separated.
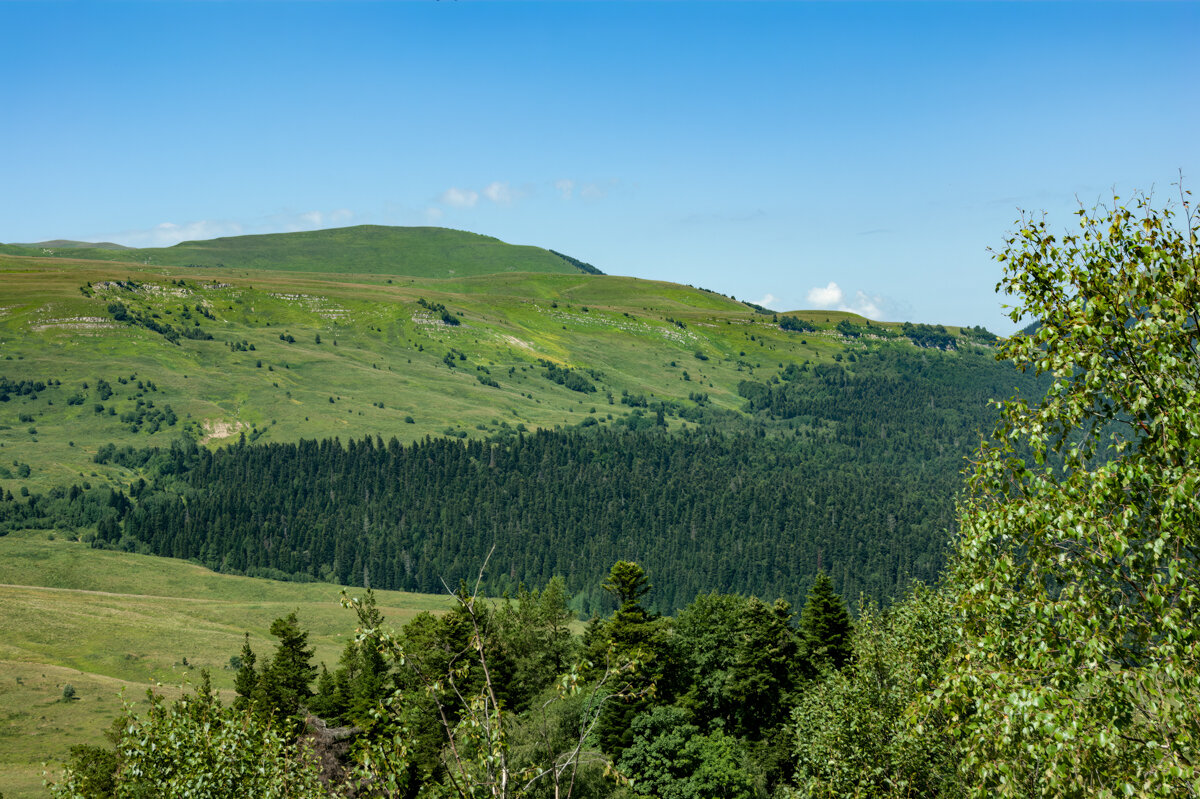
xmin=0 ymin=241 xmax=950 ymax=493
xmin=0 ymin=526 xmax=451 ymax=797
xmin=0 ymin=225 xmax=583 ymax=278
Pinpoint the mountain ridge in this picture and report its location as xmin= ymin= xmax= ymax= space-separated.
xmin=2 ymin=224 xmax=601 ymax=279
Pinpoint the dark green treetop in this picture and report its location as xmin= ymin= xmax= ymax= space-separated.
xmin=602 ymin=560 xmax=651 ymax=609
xmin=253 ymin=611 xmax=317 ymax=730
xmin=798 ymin=572 xmax=853 ymax=671
xmin=232 ymin=632 xmax=257 ymax=714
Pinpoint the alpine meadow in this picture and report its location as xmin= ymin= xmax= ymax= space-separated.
xmin=0 ymin=190 xmax=1193 ymax=798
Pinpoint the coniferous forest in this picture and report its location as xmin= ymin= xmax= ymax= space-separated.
xmin=1 ymin=346 xmax=1047 ymax=613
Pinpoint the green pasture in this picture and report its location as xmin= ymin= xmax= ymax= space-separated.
xmin=0 ymin=527 xmax=451 ymax=797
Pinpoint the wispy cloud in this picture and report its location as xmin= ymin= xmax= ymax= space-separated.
xmin=439 ymin=187 xmax=480 ymax=208
xmin=433 ymin=178 xmax=612 ymax=210
xmin=844 ymin=290 xmax=884 ymax=319
xmin=482 ymin=181 xmax=517 ymax=205
xmin=96 ymin=208 xmax=356 ymax=248
xmin=755 ymin=293 xmax=778 ymax=309
xmin=680 ymin=209 xmax=766 ymax=226
xmin=436 ymin=181 xmax=523 ymax=209
xmin=578 ymin=182 xmax=608 ymax=200
xmin=555 ymin=178 xmax=615 ymax=201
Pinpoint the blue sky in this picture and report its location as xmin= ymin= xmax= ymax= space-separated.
xmin=3 ymin=2 xmax=1196 ymax=332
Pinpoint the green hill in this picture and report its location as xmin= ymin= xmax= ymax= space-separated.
xmin=3 ymin=225 xmax=594 ymax=277
xmin=12 ymin=240 xmax=133 ymax=251
xmin=0 ymin=249 xmax=819 ymax=488
xmin=0 ymin=240 xmax=1005 ymax=493
xmin=0 ymin=235 xmax=1026 ymax=607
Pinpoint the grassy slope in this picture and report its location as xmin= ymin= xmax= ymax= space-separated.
xmin=2 ymin=225 xmax=582 ymax=278
xmin=10 ymin=240 xmax=133 ymax=251
xmin=0 ymin=249 xmax=961 ymax=493
xmin=0 ymin=526 xmax=450 ymax=797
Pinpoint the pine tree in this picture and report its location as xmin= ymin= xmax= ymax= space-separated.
xmin=256 ymin=612 xmax=317 ymax=729
xmin=602 ymin=560 xmax=651 ymax=609
xmin=799 ymin=572 xmax=853 ymax=670
xmin=593 ymin=562 xmax=666 ymax=756
xmin=232 ymin=633 xmax=257 ymax=713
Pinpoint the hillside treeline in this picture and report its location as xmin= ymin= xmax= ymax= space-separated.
xmin=2 ymin=347 xmax=1044 ymax=612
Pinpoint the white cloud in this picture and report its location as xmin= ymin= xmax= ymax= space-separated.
xmin=434 ymin=178 xmax=607 ymax=209
xmin=436 ymin=182 xmax=520 ymax=210
xmin=553 ymin=178 xmax=613 ymax=201
xmin=804 ymin=281 xmax=890 ymax=319
xmin=424 ymin=206 xmax=444 ymax=223
xmin=275 ymin=209 xmax=357 ymax=233
xmin=439 ymin=187 xmax=479 ymax=208
xmin=806 ymin=281 xmax=844 ymax=307
xmin=843 ymin=291 xmax=884 ymax=319
xmin=105 ymin=219 xmax=244 ymax=247
xmin=483 ymin=181 xmax=516 ymax=205
xmin=755 ymin=293 xmax=778 ymax=309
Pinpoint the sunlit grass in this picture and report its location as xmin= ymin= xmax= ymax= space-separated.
xmin=0 ymin=527 xmax=452 ymax=797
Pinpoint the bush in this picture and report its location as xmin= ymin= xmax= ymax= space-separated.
xmin=50 ymin=674 xmax=327 ymax=798
xmin=779 ymin=314 xmax=816 ymax=333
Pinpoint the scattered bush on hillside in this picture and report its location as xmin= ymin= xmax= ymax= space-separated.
xmin=541 ymin=360 xmax=597 ymax=393
xmin=0 ymin=377 xmax=49 ymax=402
xmin=417 ymin=297 xmax=461 ymax=325
xmin=778 ymin=315 xmax=816 ymax=333
xmin=901 ymin=322 xmax=956 ymax=349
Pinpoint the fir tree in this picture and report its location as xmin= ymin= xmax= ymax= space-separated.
xmin=232 ymin=633 xmax=257 ymax=713
xmin=799 ymin=572 xmax=853 ymax=670
xmin=256 ymin=612 xmax=317 ymax=729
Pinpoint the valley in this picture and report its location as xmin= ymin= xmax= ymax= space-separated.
xmin=0 ymin=226 xmax=1034 ymax=797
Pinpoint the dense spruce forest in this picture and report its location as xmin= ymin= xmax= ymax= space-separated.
xmin=0 ymin=346 xmax=1046 ymax=612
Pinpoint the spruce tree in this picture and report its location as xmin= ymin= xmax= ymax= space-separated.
xmin=232 ymin=633 xmax=258 ymax=713
xmin=602 ymin=560 xmax=651 ymax=609
xmin=799 ymin=572 xmax=853 ymax=670
xmin=257 ymin=612 xmax=317 ymax=728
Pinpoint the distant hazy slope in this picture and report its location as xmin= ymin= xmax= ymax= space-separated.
xmin=4 ymin=226 xmax=594 ymax=278
xmin=11 ymin=240 xmax=133 ymax=251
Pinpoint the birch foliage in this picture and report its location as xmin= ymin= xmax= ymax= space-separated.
xmin=935 ymin=190 xmax=1200 ymax=797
